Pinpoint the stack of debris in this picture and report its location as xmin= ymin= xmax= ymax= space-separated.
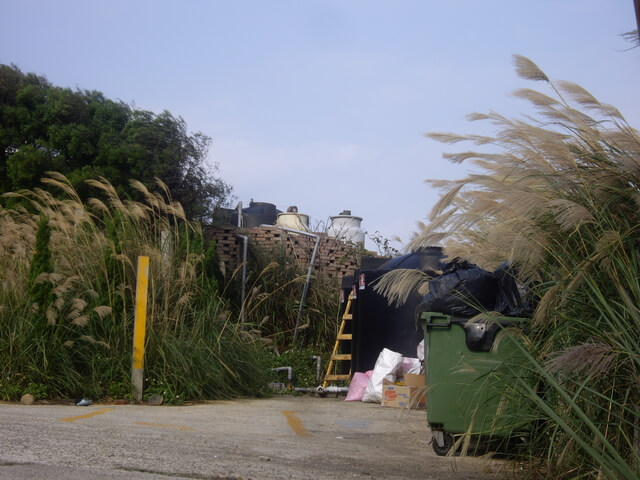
xmin=345 ymin=346 xmax=426 ymax=410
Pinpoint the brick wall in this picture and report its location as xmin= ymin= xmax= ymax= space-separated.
xmin=205 ymin=226 xmax=360 ymax=280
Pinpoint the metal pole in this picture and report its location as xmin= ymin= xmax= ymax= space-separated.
xmin=234 ymin=235 xmax=248 ymax=323
xmin=277 ymin=227 xmax=321 ymax=343
xmin=236 ymin=202 xmax=243 ymax=228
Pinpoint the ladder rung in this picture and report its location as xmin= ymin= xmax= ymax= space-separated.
xmin=324 ymin=374 xmax=351 ymax=381
xmin=337 ymin=333 xmax=352 ymax=340
xmin=331 ymin=354 xmax=351 ymax=361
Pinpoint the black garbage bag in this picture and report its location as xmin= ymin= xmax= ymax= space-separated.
xmin=493 ymin=262 xmax=536 ymax=317
xmin=419 ymin=261 xmax=498 ymax=317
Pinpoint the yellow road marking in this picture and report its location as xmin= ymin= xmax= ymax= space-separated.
xmin=134 ymin=422 xmax=195 ymax=431
xmin=60 ymin=408 xmax=113 ymax=422
xmin=282 ymin=410 xmax=312 ymax=438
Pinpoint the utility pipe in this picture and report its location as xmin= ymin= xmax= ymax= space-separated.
xmin=310 ymin=355 xmax=322 ymax=382
xmin=234 ymin=234 xmax=248 ymax=323
xmin=270 ymin=366 xmax=293 ymax=384
xmin=315 ymin=385 xmax=349 ymax=394
xmin=277 ymin=227 xmax=321 ymax=343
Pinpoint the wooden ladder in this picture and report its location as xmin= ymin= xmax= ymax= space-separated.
xmin=322 ymin=292 xmax=354 ymax=388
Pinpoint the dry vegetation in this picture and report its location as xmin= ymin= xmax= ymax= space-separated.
xmin=0 ymin=173 xmax=267 ymax=401
xmin=408 ymin=56 xmax=639 ymax=478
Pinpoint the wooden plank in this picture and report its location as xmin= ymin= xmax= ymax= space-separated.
xmin=324 ymin=374 xmax=351 ymax=381
xmin=330 ymin=354 xmax=352 ymax=361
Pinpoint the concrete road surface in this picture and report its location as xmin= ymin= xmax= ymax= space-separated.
xmin=0 ymin=395 xmax=520 ymax=479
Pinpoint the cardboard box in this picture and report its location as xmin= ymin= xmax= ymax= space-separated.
xmin=402 ymin=374 xmax=426 ymax=409
xmin=403 ymin=373 xmax=425 ymax=388
xmin=381 ymin=379 xmax=426 ymax=409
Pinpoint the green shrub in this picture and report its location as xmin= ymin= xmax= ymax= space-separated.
xmin=265 ymin=346 xmax=330 ymax=388
xmin=23 ymin=382 xmax=48 ymax=400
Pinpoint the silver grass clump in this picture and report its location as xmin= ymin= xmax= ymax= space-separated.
xmin=0 ymin=172 xmax=201 ymax=344
xmin=372 ymin=269 xmax=435 ymax=307
xmin=512 ymin=55 xmax=549 ymax=82
xmin=545 ymin=343 xmax=617 ymax=379
xmin=411 ymin=56 xmax=640 ymax=478
xmin=412 ymin=55 xmax=640 ymax=282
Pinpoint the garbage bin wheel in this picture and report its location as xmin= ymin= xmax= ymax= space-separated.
xmin=432 ymin=432 xmax=455 ymax=456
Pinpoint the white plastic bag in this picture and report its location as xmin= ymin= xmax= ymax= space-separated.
xmin=362 ymin=348 xmax=403 ymax=403
xmin=417 ymin=339 xmax=424 ymax=362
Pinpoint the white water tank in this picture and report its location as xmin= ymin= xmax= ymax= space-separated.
xmin=276 ymin=206 xmax=310 ymax=231
xmin=327 ymin=210 xmax=364 ymax=244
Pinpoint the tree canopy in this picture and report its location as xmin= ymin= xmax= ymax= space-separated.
xmin=0 ymin=64 xmax=230 ymax=222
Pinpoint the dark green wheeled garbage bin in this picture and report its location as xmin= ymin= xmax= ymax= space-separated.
xmin=420 ymin=311 xmax=531 ymax=456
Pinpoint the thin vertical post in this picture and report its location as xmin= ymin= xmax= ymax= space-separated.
xmin=276 ymin=227 xmax=321 ymax=344
xmin=234 ymin=235 xmax=248 ymax=323
xmin=132 ymin=256 xmax=150 ymax=402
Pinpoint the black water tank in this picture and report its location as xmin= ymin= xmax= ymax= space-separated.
xmin=230 ymin=202 xmax=281 ymax=228
xmin=377 ymin=246 xmax=444 ymax=271
xmin=351 ymin=247 xmax=446 ymax=373
xmin=360 ymin=256 xmax=389 ymax=270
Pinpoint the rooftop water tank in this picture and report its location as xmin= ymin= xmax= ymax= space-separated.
xmin=230 ymin=201 xmax=280 ymax=228
xmin=327 ymin=210 xmax=364 ymax=244
xmin=276 ymin=206 xmax=310 ymax=231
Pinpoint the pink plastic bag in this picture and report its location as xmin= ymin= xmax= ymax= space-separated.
xmin=344 ymin=371 xmax=372 ymax=402
xmin=401 ymin=357 xmax=421 ymax=374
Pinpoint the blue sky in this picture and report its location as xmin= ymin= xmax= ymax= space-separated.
xmin=1 ymin=1 xmax=639 ymax=251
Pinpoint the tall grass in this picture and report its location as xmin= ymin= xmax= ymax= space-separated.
xmin=222 ymin=237 xmax=341 ymax=353
xmin=213 ymin=233 xmax=344 ymax=389
xmin=412 ymin=56 xmax=640 ymax=478
xmin=0 ymin=173 xmax=266 ymax=401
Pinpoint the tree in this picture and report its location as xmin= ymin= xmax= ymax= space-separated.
xmin=0 ymin=64 xmax=230 ymax=222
